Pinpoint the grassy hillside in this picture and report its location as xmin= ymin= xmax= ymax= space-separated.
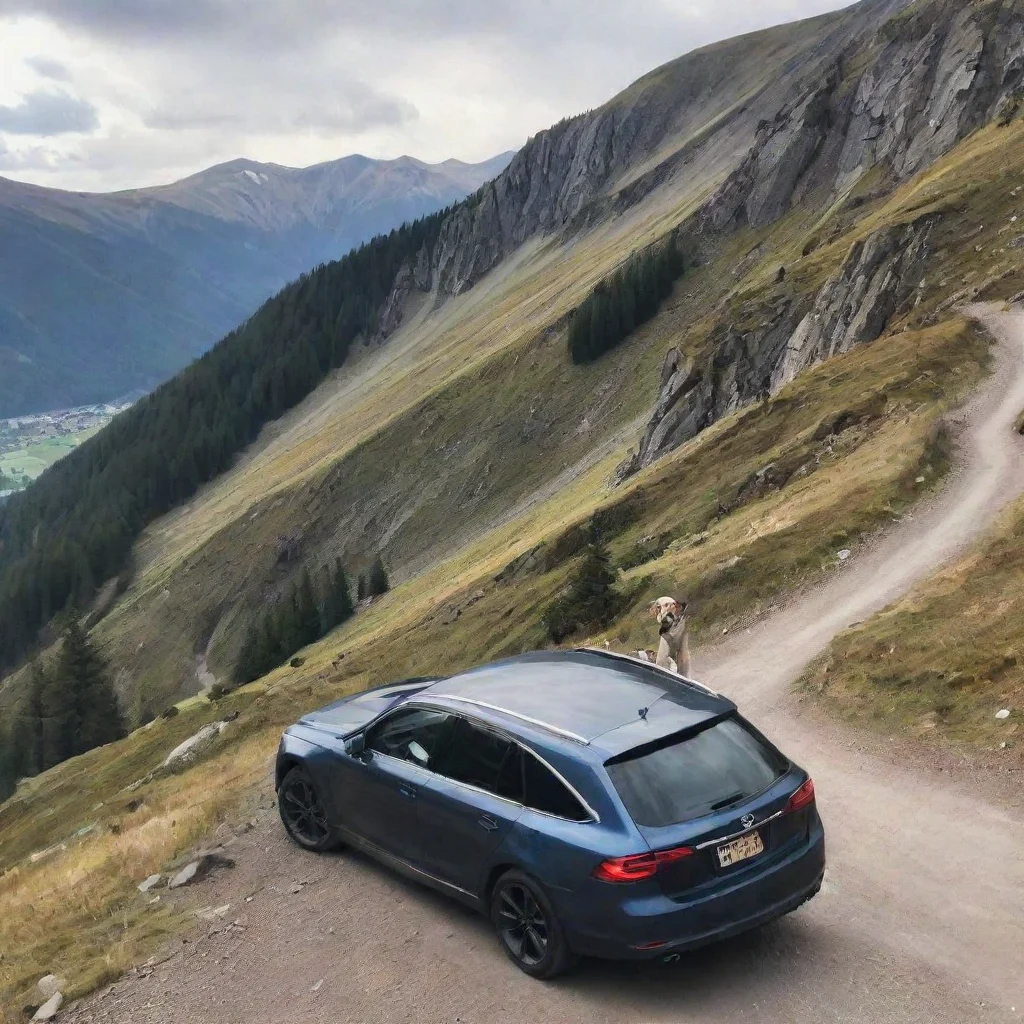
xmin=800 ymin=496 xmax=1024 ymax=750
xmin=0 ymin=307 xmax=988 ymax=1015
xmin=88 ymin=105 xmax=1024 ymax=717
xmin=8 ymin=1 xmax=1024 ymax=1012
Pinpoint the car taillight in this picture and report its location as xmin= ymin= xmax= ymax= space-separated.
xmin=785 ymin=778 xmax=815 ymax=814
xmin=593 ymin=844 xmax=694 ymax=883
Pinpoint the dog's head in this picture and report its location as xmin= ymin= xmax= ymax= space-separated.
xmin=649 ymin=596 xmax=687 ymax=634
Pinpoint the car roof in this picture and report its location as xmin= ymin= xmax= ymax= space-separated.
xmin=420 ymin=649 xmax=735 ymax=758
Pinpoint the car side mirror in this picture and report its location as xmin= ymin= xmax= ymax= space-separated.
xmin=347 ymin=733 xmax=368 ymax=760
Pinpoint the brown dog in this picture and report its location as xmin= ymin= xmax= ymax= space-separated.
xmin=649 ymin=597 xmax=690 ymax=677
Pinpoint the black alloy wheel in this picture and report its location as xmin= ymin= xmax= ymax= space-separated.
xmin=490 ymin=869 xmax=577 ymax=979
xmin=278 ymin=766 xmax=339 ymax=852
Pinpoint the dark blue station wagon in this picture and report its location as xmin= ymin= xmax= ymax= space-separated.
xmin=275 ymin=649 xmax=825 ymax=977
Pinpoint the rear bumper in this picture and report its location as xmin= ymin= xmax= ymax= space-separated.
xmin=563 ymin=818 xmax=825 ymax=960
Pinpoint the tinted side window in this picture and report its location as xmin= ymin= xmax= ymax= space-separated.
xmin=366 ymin=707 xmax=452 ymax=769
xmin=437 ymin=717 xmax=523 ymax=802
xmin=523 ymin=752 xmax=589 ymax=822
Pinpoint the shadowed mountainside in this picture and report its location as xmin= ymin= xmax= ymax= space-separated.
xmin=0 ymin=152 xmax=512 ymax=416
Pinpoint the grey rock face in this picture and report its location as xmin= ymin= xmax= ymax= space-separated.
xmin=834 ymin=7 xmax=1023 ymax=194
xmin=619 ymin=301 xmax=804 ymax=478
xmin=624 ymin=211 xmax=932 ymax=477
xmin=620 ymin=0 xmax=1024 ymax=480
xmin=703 ymin=76 xmax=837 ymax=231
xmin=376 ymin=263 xmax=414 ymax=337
xmin=773 ymin=215 xmax=936 ymax=389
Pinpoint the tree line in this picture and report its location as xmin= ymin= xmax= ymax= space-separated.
xmin=0 ymin=619 xmax=124 ymax=801
xmin=568 ymin=241 xmax=685 ymax=364
xmin=0 ymin=209 xmax=451 ymax=678
xmin=233 ymin=556 xmax=389 ymax=685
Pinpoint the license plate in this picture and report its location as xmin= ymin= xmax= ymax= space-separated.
xmin=717 ymin=830 xmax=764 ymax=867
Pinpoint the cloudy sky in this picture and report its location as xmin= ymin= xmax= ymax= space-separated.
xmin=0 ymin=0 xmax=853 ymax=193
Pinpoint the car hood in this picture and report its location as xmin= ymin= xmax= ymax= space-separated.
xmin=296 ymin=678 xmax=439 ymax=737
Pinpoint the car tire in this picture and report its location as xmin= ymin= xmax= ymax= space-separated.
xmin=490 ymin=869 xmax=578 ymax=979
xmin=277 ymin=765 xmax=342 ymax=852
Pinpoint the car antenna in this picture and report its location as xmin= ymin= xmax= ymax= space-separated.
xmin=638 ymin=707 xmax=649 ymax=721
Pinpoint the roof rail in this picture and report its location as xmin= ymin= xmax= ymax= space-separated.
xmin=427 ymin=693 xmax=591 ymax=746
xmin=573 ymin=647 xmax=724 ymax=699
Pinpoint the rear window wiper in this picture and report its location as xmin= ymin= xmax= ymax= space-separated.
xmin=710 ymin=791 xmax=745 ymax=812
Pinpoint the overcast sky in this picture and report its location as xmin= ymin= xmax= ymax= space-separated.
xmin=0 ymin=0 xmax=854 ymax=193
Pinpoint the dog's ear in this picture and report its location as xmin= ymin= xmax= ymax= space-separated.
xmin=648 ymin=601 xmax=660 ymax=618
xmin=676 ymin=599 xmax=688 ymax=615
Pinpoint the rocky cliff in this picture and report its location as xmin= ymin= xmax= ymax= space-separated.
xmin=773 ymin=215 xmax=937 ymax=388
xmin=374 ymin=0 xmax=1024 ymax=336
xmin=618 ymin=213 xmax=937 ymax=477
xmin=617 ymin=0 xmax=1024 ymax=477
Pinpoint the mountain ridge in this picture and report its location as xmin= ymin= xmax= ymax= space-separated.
xmin=0 ymin=150 xmax=513 ymax=416
xmin=4 ymin=0 xmax=1024 ymax=719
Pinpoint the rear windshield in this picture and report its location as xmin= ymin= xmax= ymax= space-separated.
xmin=606 ymin=717 xmax=788 ymax=827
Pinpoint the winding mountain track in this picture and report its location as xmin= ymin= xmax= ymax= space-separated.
xmin=64 ymin=306 xmax=1024 ymax=1024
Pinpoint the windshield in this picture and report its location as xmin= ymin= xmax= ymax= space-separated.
xmin=605 ymin=716 xmax=788 ymax=827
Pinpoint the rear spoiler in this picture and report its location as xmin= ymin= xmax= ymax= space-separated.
xmin=603 ymin=709 xmax=736 ymax=768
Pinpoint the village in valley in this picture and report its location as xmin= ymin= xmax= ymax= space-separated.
xmin=0 ymin=397 xmax=136 ymax=498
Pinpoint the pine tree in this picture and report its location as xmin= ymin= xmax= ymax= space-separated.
xmin=0 ymin=722 xmax=20 ymax=801
xmin=233 ymin=618 xmax=262 ymax=685
xmin=368 ymin=557 xmax=390 ymax=597
xmin=294 ymin=568 xmax=322 ymax=648
xmin=566 ymin=534 xmax=619 ymax=626
xmin=320 ymin=558 xmax=354 ymax=634
xmin=252 ymin=609 xmax=283 ymax=678
xmin=276 ymin=585 xmax=303 ymax=661
xmin=357 ymin=574 xmax=367 ymax=602
xmin=46 ymin=620 xmax=124 ymax=766
xmin=24 ymin=659 xmax=47 ymax=776
xmin=542 ymin=529 xmax=621 ymax=642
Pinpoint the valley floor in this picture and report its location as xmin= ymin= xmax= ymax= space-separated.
xmin=51 ymin=305 xmax=1024 ymax=1023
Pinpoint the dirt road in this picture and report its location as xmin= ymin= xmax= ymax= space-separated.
xmin=64 ymin=307 xmax=1024 ymax=1024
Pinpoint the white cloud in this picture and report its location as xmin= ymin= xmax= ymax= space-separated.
xmin=0 ymin=1 xmax=857 ymax=191
xmin=0 ymin=89 xmax=98 ymax=134
xmin=24 ymin=55 xmax=71 ymax=81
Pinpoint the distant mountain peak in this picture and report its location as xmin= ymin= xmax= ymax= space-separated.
xmin=0 ymin=149 xmax=513 ymax=416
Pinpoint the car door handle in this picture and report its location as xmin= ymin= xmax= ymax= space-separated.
xmin=478 ymin=815 xmax=499 ymax=832
xmin=398 ymin=784 xmax=417 ymax=800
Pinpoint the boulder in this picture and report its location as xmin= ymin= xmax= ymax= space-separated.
xmin=32 ymin=993 xmax=62 ymax=1022
xmin=168 ymin=861 xmax=203 ymax=889
xmin=138 ymin=874 xmax=162 ymax=893
xmin=167 ymin=852 xmax=234 ymax=890
xmin=36 ymin=976 xmax=65 ymax=1001
xmin=161 ymin=721 xmax=229 ymax=772
xmin=28 ymin=843 xmax=67 ymax=865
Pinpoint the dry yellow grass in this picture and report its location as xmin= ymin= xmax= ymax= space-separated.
xmin=0 ymin=733 xmax=272 ymax=1019
xmin=6 ymin=83 xmax=1024 ymax=1021
xmin=800 ymin=494 xmax=1024 ymax=754
xmin=0 ymin=313 xmax=988 ymax=1016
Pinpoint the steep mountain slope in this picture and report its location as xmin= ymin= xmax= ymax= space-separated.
xmin=0 ymin=152 xmax=512 ymax=416
xmin=5 ymin=0 xmax=1024 ymax=715
xmin=8 ymin=0 xmax=1024 ymax=1011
